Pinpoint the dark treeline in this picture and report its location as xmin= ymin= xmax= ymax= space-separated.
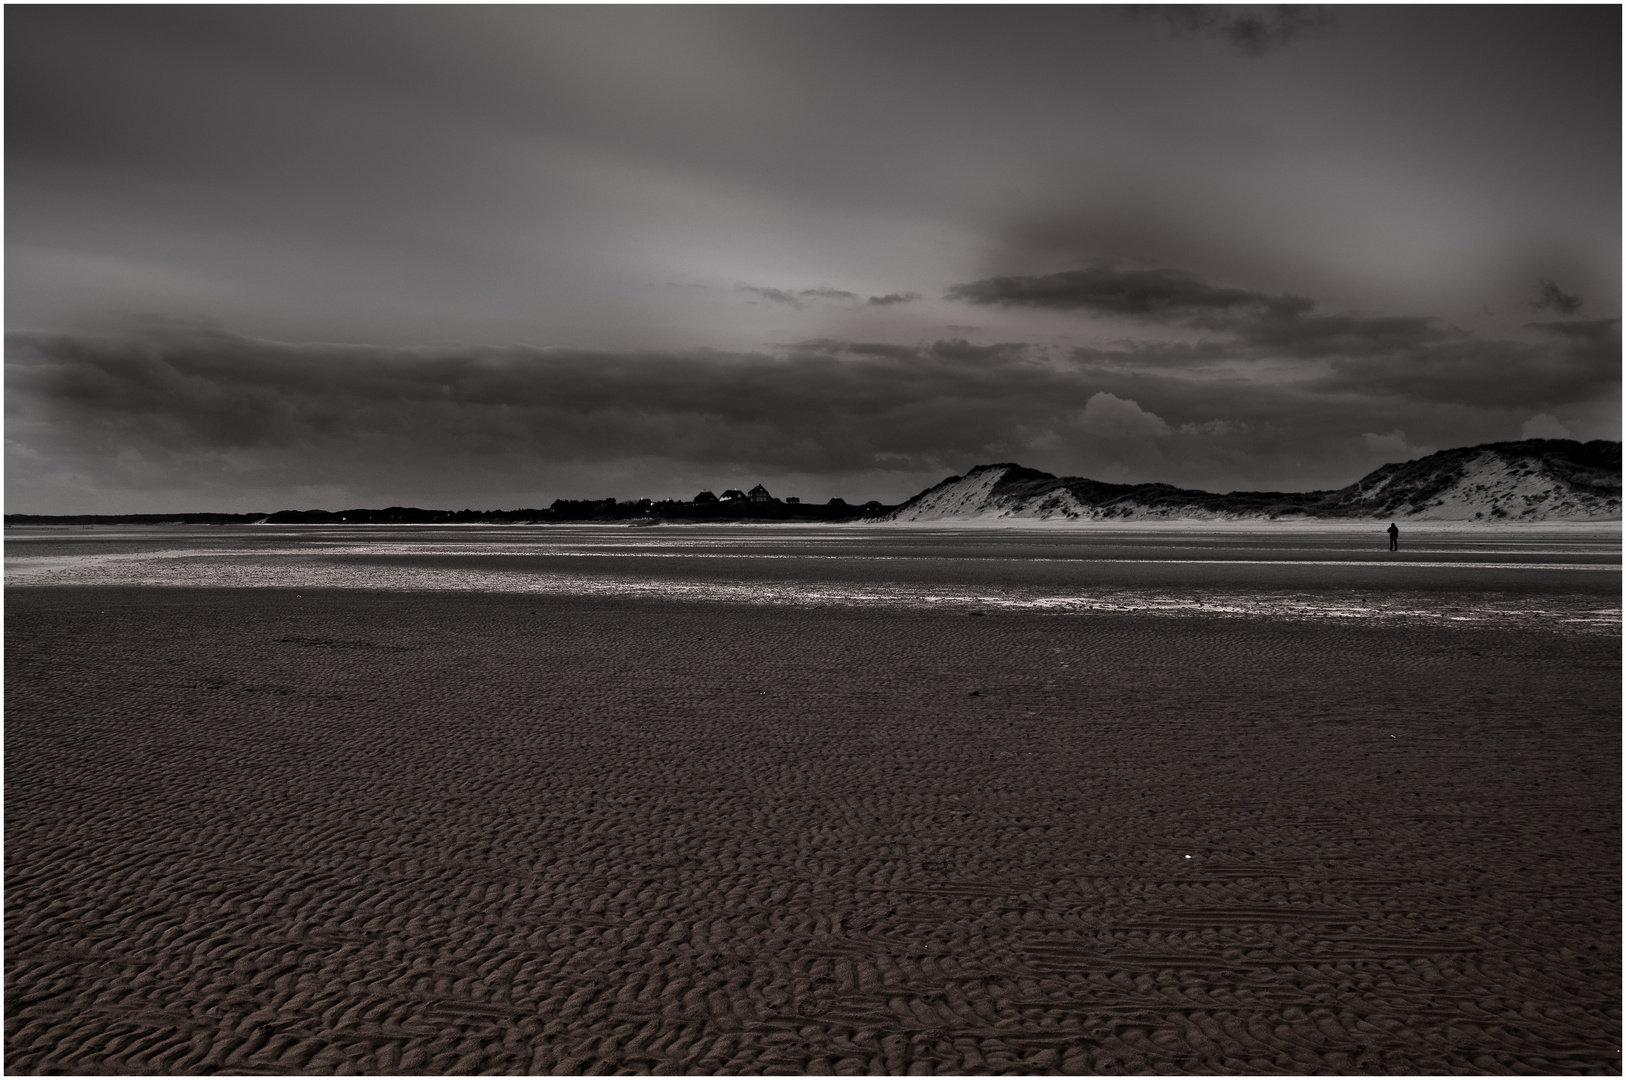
xmin=6 ymin=497 xmax=893 ymax=527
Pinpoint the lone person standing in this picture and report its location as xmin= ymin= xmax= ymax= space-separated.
xmin=1387 ymin=522 xmax=1400 ymax=551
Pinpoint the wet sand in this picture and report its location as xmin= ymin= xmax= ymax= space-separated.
xmin=6 ymin=583 xmax=1619 ymax=1075
xmin=6 ymin=523 xmax=1620 ymax=631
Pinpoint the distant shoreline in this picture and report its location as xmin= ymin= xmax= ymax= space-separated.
xmin=15 ymin=438 xmax=1616 ymax=527
xmin=5 ymin=516 xmax=1619 ymax=532
xmin=2 ymin=503 xmax=895 ymax=528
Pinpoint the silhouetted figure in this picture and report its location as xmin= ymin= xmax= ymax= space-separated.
xmin=1387 ymin=522 xmax=1399 ymax=551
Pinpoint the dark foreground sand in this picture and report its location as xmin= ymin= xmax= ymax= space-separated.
xmin=6 ymin=587 xmax=1620 ymax=1075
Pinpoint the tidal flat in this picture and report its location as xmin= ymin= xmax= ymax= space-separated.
xmin=6 ymin=524 xmax=1620 ymax=1074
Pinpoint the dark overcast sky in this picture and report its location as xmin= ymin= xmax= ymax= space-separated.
xmin=7 ymin=5 xmax=1620 ymax=513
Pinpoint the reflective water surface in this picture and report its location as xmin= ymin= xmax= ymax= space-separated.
xmin=6 ymin=521 xmax=1620 ymax=630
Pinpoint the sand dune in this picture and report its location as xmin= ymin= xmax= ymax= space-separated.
xmin=885 ymin=442 xmax=1622 ymax=523
xmin=6 ymin=583 xmax=1619 ymax=1074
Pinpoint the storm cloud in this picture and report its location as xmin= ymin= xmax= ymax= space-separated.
xmin=1125 ymin=4 xmax=1337 ymax=56
xmin=8 ymin=303 xmax=1615 ymax=512
xmin=5 ymin=7 xmax=1619 ymax=512
xmin=945 ymin=263 xmax=1619 ymax=412
xmin=1533 ymin=278 xmax=1584 ymax=315
xmin=946 ymin=266 xmax=1314 ymax=324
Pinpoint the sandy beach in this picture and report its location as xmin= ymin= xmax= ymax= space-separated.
xmin=6 ymin=534 xmax=1620 ymax=1073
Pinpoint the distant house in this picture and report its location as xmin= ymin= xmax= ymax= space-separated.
xmin=747 ymin=484 xmax=773 ymax=503
xmin=694 ymin=490 xmax=719 ymax=504
xmin=785 ymin=497 xmax=800 ymax=504
xmin=720 ymin=489 xmax=746 ymax=502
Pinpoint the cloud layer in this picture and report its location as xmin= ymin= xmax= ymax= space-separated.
xmin=946 ymin=265 xmax=1313 ymax=324
xmin=1125 ymin=5 xmax=1338 ymax=56
xmin=1534 ymin=278 xmax=1584 ymax=315
xmin=9 ymin=287 xmax=1616 ymax=511
xmin=4 ymin=8 xmax=1619 ymax=511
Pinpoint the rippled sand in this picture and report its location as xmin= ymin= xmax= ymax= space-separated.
xmin=6 ymin=525 xmax=1620 ymax=1074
